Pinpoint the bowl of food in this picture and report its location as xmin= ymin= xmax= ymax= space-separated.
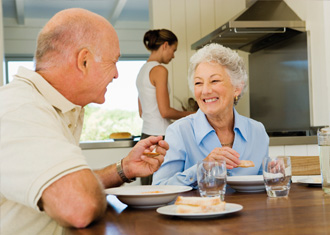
xmin=105 ymin=185 xmax=192 ymax=208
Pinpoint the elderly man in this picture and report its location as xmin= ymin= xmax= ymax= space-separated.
xmin=0 ymin=8 xmax=168 ymax=234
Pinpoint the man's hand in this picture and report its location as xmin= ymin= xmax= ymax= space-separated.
xmin=122 ymin=136 xmax=169 ymax=179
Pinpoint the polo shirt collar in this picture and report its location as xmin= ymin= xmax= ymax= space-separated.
xmin=15 ymin=66 xmax=81 ymax=113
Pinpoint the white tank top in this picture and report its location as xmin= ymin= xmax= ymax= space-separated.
xmin=136 ymin=61 xmax=171 ymax=135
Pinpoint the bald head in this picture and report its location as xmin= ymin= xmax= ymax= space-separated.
xmin=35 ymin=8 xmax=118 ymax=71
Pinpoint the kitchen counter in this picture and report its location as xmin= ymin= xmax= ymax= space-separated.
xmin=269 ymin=135 xmax=317 ymax=146
xmin=80 ymin=139 xmax=138 ymax=150
xmin=80 ymin=136 xmax=317 ymax=150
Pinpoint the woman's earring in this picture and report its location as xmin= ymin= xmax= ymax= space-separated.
xmin=234 ymin=96 xmax=238 ymax=105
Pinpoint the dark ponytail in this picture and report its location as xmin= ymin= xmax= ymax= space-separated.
xmin=143 ymin=29 xmax=177 ymax=51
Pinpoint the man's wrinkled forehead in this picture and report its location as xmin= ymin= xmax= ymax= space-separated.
xmin=109 ymin=31 xmax=121 ymax=61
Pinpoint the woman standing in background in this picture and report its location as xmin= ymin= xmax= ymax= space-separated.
xmin=136 ymin=29 xmax=194 ymax=185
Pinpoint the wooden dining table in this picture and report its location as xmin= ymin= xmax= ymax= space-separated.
xmin=66 ymin=183 xmax=330 ymax=235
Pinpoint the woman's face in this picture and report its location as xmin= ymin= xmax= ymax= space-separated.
xmin=194 ymin=61 xmax=241 ymax=118
xmin=162 ymin=42 xmax=177 ymax=64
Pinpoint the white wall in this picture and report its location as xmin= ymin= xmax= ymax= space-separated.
xmin=0 ymin=0 xmax=4 ymax=87
xmin=325 ymin=1 xmax=330 ymax=125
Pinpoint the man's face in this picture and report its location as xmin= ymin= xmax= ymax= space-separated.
xmin=84 ymin=32 xmax=120 ymax=105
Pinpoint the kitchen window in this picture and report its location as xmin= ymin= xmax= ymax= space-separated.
xmin=4 ymin=57 xmax=145 ymax=142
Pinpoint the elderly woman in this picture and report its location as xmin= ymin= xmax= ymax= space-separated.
xmin=152 ymin=43 xmax=269 ymax=187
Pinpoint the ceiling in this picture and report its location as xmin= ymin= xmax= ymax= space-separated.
xmin=2 ymin=0 xmax=150 ymax=26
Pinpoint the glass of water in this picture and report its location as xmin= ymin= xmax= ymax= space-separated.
xmin=262 ymin=156 xmax=292 ymax=198
xmin=197 ymin=160 xmax=227 ymax=200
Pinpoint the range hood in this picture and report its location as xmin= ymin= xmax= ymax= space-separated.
xmin=191 ymin=0 xmax=305 ymax=53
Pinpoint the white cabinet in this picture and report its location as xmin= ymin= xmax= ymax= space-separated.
xmin=269 ymin=144 xmax=318 ymax=157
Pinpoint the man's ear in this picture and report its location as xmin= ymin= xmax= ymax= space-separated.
xmin=77 ymin=48 xmax=89 ymax=74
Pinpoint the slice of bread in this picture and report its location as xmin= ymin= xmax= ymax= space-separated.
xmin=143 ymin=152 xmax=160 ymax=157
xmin=175 ymin=196 xmax=226 ymax=213
xmin=237 ymin=160 xmax=255 ymax=168
xmin=109 ymin=132 xmax=132 ymax=139
xmin=175 ymin=196 xmax=221 ymax=206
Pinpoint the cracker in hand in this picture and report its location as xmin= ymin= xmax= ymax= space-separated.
xmin=237 ymin=160 xmax=255 ymax=168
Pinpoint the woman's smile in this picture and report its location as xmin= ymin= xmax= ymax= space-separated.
xmin=203 ymin=97 xmax=219 ymax=103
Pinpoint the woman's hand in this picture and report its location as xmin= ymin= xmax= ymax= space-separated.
xmin=122 ymin=136 xmax=169 ymax=178
xmin=204 ymin=147 xmax=240 ymax=169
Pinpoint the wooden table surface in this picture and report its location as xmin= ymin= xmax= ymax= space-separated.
xmin=66 ymin=183 xmax=330 ymax=235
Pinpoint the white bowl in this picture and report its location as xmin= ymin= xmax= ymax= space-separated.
xmin=105 ymin=185 xmax=192 ymax=208
xmin=227 ymin=175 xmax=265 ymax=193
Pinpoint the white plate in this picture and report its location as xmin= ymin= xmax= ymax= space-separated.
xmin=296 ymin=176 xmax=322 ymax=186
xmin=156 ymin=203 xmax=243 ymax=219
xmin=227 ymin=175 xmax=265 ymax=193
xmin=105 ymin=185 xmax=192 ymax=208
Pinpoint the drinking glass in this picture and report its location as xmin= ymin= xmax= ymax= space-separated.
xmin=318 ymin=127 xmax=330 ymax=194
xmin=262 ymin=156 xmax=292 ymax=198
xmin=197 ymin=160 xmax=227 ymax=200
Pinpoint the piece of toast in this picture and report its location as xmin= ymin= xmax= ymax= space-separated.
xmin=175 ymin=196 xmax=226 ymax=213
xmin=143 ymin=152 xmax=160 ymax=157
xmin=109 ymin=132 xmax=132 ymax=139
xmin=237 ymin=160 xmax=255 ymax=168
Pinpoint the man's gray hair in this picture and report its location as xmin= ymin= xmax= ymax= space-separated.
xmin=35 ymin=9 xmax=102 ymax=70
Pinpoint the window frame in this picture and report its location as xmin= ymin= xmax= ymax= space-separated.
xmin=4 ymin=56 xmax=34 ymax=84
xmin=4 ymin=55 xmax=148 ymax=149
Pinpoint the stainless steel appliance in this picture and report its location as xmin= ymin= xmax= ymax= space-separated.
xmin=249 ymin=32 xmax=311 ymax=135
xmin=191 ymin=0 xmax=305 ymax=53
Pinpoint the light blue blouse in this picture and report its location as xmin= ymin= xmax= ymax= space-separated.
xmin=152 ymin=108 xmax=269 ymax=188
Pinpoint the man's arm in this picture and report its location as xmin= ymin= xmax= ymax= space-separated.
xmin=39 ymin=169 xmax=106 ymax=228
xmin=40 ymin=136 xmax=168 ymax=228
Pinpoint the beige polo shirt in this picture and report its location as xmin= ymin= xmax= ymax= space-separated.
xmin=0 ymin=67 xmax=90 ymax=234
